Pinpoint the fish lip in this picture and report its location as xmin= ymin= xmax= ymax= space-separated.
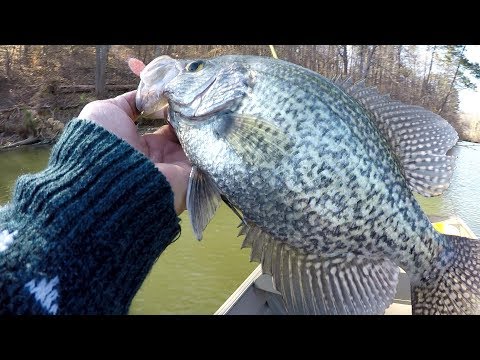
xmin=138 ymin=73 xmax=218 ymax=121
xmin=139 ymin=95 xmax=170 ymax=120
xmin=136 ymin=54 xmax=224 ymax=121
xmin=136 ymin=80 xmax=171 ymax=120
xmin=135 ymin=56 xmax=179 ymax=119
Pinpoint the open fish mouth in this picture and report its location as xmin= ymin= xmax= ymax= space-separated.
xmin=135 ymin=55 xmax=179 ymax=121
xmin=138 ymin=96 xmax=169 ymax=120
xmin=138 ymin=77 xmax=219 ymax=122
xmin=135 ymin=55 xmax=222 ymax=121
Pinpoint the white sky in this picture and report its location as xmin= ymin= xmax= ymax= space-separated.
xmin=459 ymin=45 xmax=480 ymax=115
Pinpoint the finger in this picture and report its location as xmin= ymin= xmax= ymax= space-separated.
xmin=107 ymin=90 xmax=140 ymax=121
xmin=143 ymin=126 xmax=183 ymax=163
xmin=151 ymin=124 xmax=181 ymax=144
xmin=155 ymin=163 xmax=190 ymax=215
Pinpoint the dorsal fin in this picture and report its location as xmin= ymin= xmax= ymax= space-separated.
xmin=333 ymin=78 xmax=459 ymax=197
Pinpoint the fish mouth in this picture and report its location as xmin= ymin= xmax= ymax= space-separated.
xmin=135 ymin=55 xmax=179 ymax=121
xmin=139 ymin=96 xmax=169 ymax=120
xmin=136 ymin=55 xmax=219 ymax=122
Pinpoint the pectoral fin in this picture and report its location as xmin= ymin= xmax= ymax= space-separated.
xmin=221 ymin=114 xmax=293 ymax=166
xmin=186 ymin=166 xmax=222 ymax=240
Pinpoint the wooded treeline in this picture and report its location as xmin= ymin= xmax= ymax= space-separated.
xmin=1 ymin=45 xmax=479 ymax=145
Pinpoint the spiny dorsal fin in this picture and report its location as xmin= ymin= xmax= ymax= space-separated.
xmin=241 ymin=223 xmax=399 ymax=315
xmin=333 ymin=78 xmax=459 ymax=197
xmin=186 ymin=166 xmax=222 ymax=240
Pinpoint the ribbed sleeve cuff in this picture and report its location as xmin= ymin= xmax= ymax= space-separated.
xmin=1 ymin=119 xmax=180 ymax=314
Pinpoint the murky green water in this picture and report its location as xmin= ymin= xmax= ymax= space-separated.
xmin=413 ymin=142 xmax=480 ymax=236
xmin=1 ymin=141 xmax=479 ymax=314
xmin=0 ymin=146 xmax=53 ymax=203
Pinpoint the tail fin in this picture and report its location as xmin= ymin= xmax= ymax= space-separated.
xmin=412 ymin=235 xmax=480 ymax=315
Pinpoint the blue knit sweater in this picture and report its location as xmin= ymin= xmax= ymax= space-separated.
xmin=0 ymin=119 xmax=181 ymax=314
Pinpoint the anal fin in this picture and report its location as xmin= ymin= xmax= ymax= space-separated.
xmin=242 ymin=223 xmax=400 ymax=315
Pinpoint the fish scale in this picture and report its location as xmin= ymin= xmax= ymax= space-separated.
xmin=136 ymin=54 xmax=480 ymax=315
xmin=238 ymin=68 xmax=420 ymax=260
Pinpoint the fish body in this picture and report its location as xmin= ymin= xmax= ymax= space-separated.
xmin=136 ymin=55 xmax=480 ymax=315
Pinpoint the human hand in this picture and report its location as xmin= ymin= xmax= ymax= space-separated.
xmin=78 ymin=91 xmax=191 ymax=215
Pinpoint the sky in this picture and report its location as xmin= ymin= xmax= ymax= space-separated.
xmin=458 ymin=45 xmax=480 ymax=115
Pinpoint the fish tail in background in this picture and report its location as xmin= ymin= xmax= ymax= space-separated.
xmin=412 ymin=235 xmax=480 ymax=315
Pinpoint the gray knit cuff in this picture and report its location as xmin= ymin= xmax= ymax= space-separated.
xmin=1 ymin=119 xmax=181 ymax=314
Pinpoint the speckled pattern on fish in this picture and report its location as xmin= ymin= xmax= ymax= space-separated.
xmin=136 ymin=54 xmax=480 ymax=315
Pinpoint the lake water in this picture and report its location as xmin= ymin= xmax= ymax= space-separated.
xmin=0 ymin=141 xmax=479 ymax=314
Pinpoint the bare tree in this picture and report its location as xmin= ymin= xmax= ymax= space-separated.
xmin=3 ymin=46 xmax=15 ymax=79
xmin=421 ymin=45 xmax=437 ymax=104
xmin=362 ymin=45 xmax=377 ymax=79
xmin=95 ymin=45 xmax=110 ymax=99
xmin=338 ymin=45 xmax=349 ymax=75
xmin=438 ymin=46 xmax=466 ymax=115
xmin=1 ymin=45 xmax=478 ymax=144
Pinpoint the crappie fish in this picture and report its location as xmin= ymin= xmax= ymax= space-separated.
xmin=135 ymin=54 xmax=480 ymax=315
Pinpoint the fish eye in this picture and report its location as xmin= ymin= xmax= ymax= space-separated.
xmin=186 ymin=60 xmax=205 ymax=72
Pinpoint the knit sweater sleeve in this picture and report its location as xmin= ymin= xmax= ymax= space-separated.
xmin=0 ymin=118 xmax=181 ymax=315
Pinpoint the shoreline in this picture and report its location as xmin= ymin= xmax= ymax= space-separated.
xmin=0 ymin=123 xmax=166 ymax=152
xmin=0 ymin=137 xmax=56 ymax=152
